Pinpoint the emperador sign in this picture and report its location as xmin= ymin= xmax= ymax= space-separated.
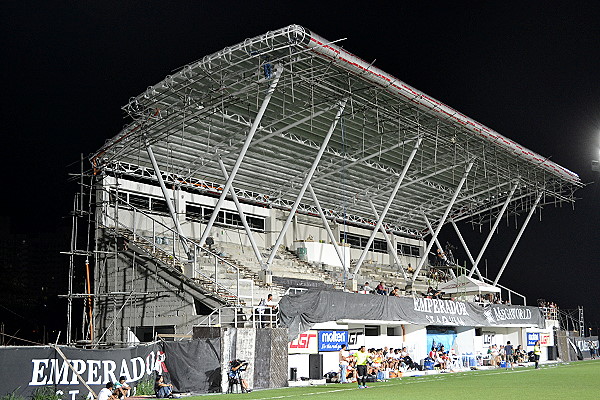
xmin=279 ymin=291 xmax=545 ymax=340
xmin=0 ymin=339 xmax=221 ymax=398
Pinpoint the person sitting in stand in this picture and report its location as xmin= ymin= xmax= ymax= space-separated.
xmin=376 ymin=281 xmax=387 ymax=295
xmin=154 ymin=375 xmax=174 ymax=398
xmin=114 ymin=376 xmax=131 ymax=398
xmin=515 ymin=344 xmax=526 ymax=364
xmin=426 ymin=286 xmax=442 ymax=299
xmin=98 ymin=382 xmax=118 ymax=400
xmin=389 ymin=286 xmax=401 ymax=297
xmin=407 ymin=263 xmax=415 ymax=274
xmin=363 ymin=282 xmax=374 ymax=294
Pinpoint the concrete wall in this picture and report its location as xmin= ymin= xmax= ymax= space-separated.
xmin=103 ymin=176 xmax=426 ymax=268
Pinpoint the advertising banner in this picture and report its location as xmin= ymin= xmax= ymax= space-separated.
xmin=279 ymin=290 xmax=546 ymax=340
xmin=0 ymin=338 xmax=220 ymax=398
xmin=317 ymin=330 xmax=348 ymax=352
xmin=527 ymin=332 xmax=540 ymax=346
xmin=288 ymin=330 xmax=318 ymax=354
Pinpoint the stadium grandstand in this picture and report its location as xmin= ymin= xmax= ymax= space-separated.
xmin=64 ymin=25 xmax=586 ymax=380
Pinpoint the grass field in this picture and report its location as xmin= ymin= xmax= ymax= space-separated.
xmin=189 ymin=360 xmax=600 ymax=400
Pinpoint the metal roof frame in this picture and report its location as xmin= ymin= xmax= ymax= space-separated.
xmin=91 ymin=25 xmax=582 ymax=239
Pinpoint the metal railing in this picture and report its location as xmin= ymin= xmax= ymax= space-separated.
xmin=195 ymin=305 xmax=279 ymax=329
xmin=101 ymin=192 xmax=247 ymax=305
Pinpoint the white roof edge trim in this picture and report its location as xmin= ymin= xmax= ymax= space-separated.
xmin=303 ymin=29 xmax=580 ymax=183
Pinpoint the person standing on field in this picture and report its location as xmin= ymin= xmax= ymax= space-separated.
xmin=505 ymin=341 xmax=514 ymax=370
xmin=339 ymin=344 xmax=349 ymax=383
xmin=533 ymin=340 xmax=542 ymax=369
xmin=352 ymin=346 xmax=370 ymax=389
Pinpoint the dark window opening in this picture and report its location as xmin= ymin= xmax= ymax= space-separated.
xmin=151 ymin=198 xmax=171 ymax=215
xmin=364 ymin=325 xmax=380 ymax=336
xmin=341 ymin=233 xmax=387 ymax=253
xmin=128 ymin=193 xmax=150 ymax=210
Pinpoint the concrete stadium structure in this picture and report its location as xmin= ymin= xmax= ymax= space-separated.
xmin=65 ymin=25 xmax=582 ymax=354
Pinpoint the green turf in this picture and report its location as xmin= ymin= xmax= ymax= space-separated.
xmin=187 ymin=360 xmax=600 ymax=400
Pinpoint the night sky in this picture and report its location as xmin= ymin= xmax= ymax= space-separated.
xmin=2 ymin=2 xmax=599 ymax=341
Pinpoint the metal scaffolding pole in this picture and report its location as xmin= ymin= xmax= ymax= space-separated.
xmin=199 ymin=68 xmax=282 ymax=248
xmin=493 ymin=191 xmax=543 ymax=285
xmin=145 ymin=141 xmax=190 ymax=254
xmin=450 ymin=219 xmax=484 ymax=280
xmin=352 ymin=137 xmax=422 ymax=275
xmin=218 ymin=158 xmax=265 ymax=269
xmin=308 ymin=183 xmax=347 ymax=271
xmin=422 ymin=213 xmax=456 ymax=279
xmin=412 ymin=162 xmax=474 ymax=283
xmin=266 ymin=98 xmax=347 ymax=270
xmin=369 ymin=199 xmax=409 ymax=281
xmin=468 ymin=182 xmax=518 ymax=277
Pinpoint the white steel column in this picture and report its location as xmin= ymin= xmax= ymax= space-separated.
xmin=145 ymin=141 xmax=189 ymax=254
xmin=450 ymin=219 xmax=484 ymax=279
xmin=468 ymin=182 xmax=519 ymax=277
xmin=352 ymin=137 xmax=423 ymax=275
xmin=307 ymin=183 xmax=347 ymax=271
xmin=422 ymin=213 xmax=456 ymax=279
xmin=412 ymin=162 xmax=474 ymax=283
xmin=199 ymin=68 xmax=282 ymax=247
xmin=369 ymin=200 xmax=409 ymax=281
xmin=218 ymin=158 xmax=265 ymax=268
xmin=265 ymin=98 xmax=348 ymax=270
xmin=493 ymin=191 xmax=543 ymax=286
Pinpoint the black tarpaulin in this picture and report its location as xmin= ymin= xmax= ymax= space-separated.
xmin=278 ymin=290 xmax=545 ymax=340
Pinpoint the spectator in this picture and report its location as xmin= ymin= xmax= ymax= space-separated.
xmin=339 ymin=344 xmax=350 ymax=383
xmin=389 ymin=287 xmax=401 ymax=297
xmin=376 ymin=281 xmax=387 ymax=295
xmin=114 ymin=376 xmax=131 ymax=398
xmin=363 ymin=282 xmax=374 ymax=294
xmin=426 ymin=286 xmax=442 ymax=299
xmin=505 ymin=341 xmax=514 ymax=370
xmin=98 ymin=383 xmax=117 ymax=400
xmin=154 ymin=375 xmax=174 ymax=398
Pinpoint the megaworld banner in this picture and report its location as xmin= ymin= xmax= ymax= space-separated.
xmin=0 ymin=339 xmax=220 ymax=398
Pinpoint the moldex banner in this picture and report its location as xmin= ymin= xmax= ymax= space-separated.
xmin=0 ymin=338 xmax=221 ymax=398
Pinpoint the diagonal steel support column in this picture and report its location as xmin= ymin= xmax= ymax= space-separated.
xmin=199 ymin=68 xmax=282 ymax=247
xmin=412 ymin=162 xmax=474 ymax=283
xmin=308 ymin=183 xmax=347 ymax=271
xmin=352 ymin=137 xmax=423 ymax=275
xmin=493 ymin=191 xmax=543 ymax=286
xmin=422 ymin=213 xmax=456 ymax=279
xmin=450 ymin=219 xmax=483 ymax=279
xmin=265 ymin=98 xmax=348 ymax=270
xmin=369 ymin=200 xmax=409 ymax=281
xmin=145 ymin=141 xmax=190 ymax=254
xmin=468 ymin=182 xmax=519 ymax=277
xmin=218 ymin=158 xmax=265 ymax=269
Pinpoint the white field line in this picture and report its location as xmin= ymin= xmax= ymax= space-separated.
xmin=225 ymin=364 xmax=576 ymax=400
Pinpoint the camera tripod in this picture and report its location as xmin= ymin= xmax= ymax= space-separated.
xmin=227 ymin=369 xmax=248 ymax=394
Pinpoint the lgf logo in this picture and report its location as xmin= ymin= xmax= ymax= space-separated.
xmin=290 ymin=332 xmax=316 ymax=349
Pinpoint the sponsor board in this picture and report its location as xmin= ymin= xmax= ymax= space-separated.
xmin=527 ymin=332 xmax=540 ymax=346
xmin=318 ymin=330 xmax=348 ymax=352
xmin=288 ymin=330 xmax=318 ymax=354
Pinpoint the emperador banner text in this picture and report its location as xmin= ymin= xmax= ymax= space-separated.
xmin=0 ymin=338 xmax=220 ymax=398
